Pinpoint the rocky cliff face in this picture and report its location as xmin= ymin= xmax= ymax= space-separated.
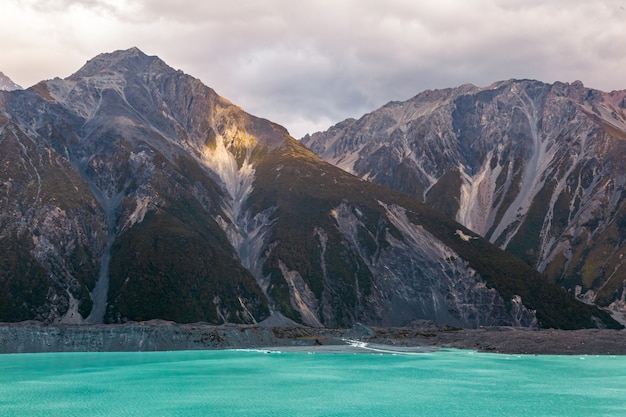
xmin=1 ymin=48 xmax=270 ymax=325
xmin=0 ymin=51 xmax=618 ymax=329
xmin=0 ymin=72 xmax=21 ymax=91
xmin=302 ymin=79 xmax=626 ymax=320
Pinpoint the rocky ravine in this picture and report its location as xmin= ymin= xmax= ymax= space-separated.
xmin=303 ymin=79 xmax=626 ymax=320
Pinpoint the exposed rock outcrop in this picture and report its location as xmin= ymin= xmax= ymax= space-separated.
xmin=0 ymin=71 xmax=21 ymax=91
xmin=303 ymin=80 xmax=626 ymax=319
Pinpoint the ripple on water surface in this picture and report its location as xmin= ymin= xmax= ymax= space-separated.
xmin=1 ymin=349 xmax=625 ymax=416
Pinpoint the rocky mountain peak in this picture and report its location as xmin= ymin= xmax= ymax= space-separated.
xmin=68 ymin=47 xmax=172 ymax=82
xmin=303 ymin=78 xmax=626 ymax=324
xmin=0 ymin=71 xmax=22 ymax=91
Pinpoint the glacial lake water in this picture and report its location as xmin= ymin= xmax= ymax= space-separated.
xmin=1 ymin=348 xmax=625 ymax=416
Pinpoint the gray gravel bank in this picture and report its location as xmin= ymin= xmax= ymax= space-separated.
xmin=1 ymin=320 xmax=625 ymax=355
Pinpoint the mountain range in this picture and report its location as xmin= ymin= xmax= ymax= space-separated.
xmin=302 ymin=79 xmax=626 ymax=323
xmin=0 ymin=48 xmax=619 ymax=329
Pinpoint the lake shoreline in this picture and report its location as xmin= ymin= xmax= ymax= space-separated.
xmin=1 ymin=320 xmax=625 ymax=355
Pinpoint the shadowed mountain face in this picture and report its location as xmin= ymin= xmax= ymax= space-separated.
xmin=0 ymin=49 xmax=619 ymax=329
xmin=303 ymin=79 xmax=626 ymax=320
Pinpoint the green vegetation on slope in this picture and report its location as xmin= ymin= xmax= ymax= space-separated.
xmin=0 ymin=232 xmax=50 ymax=321
xmin=107 ymin=147 xmax=270 ymax=324
xmin=252 ymin=139 xmax=621 ymax=329
xmin=396 ymin=197 xmax=622 ymax=329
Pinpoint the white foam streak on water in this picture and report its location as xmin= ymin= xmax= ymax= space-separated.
xmin=341 ymin=339 xmax=429 ymax=355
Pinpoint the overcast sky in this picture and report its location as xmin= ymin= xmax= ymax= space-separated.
xmin=2 ymin=0 xmax=625 ymax=138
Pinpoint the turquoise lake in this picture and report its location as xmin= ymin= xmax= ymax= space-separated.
xmin=1 ymin=348 xmax=625 ymax=416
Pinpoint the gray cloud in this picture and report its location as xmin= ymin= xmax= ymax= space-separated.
xmin=2 ymin=0 xmax=625 ymax=137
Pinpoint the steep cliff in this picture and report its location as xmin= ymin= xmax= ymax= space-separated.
xmin=303 ymin=79 xmax=626 ymax=320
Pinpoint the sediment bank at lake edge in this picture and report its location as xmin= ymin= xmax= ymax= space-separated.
xmin=1 ymin=320 xmax=625 ymax=355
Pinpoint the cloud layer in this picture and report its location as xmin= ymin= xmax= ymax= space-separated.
xmin=2 ymin=0 xmax=625 ymax=137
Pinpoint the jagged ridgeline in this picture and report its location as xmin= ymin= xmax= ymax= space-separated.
xmin=0 ymin=48 xmax=619 ymax=329
xmin=304 ymin=80 xmax=626 ymax=323
xmin=0 ymin=71 xmax=22 ymax=92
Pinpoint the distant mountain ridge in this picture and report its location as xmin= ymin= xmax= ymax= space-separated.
xmin=302 ymin=79 xmax=626 ymax=321
xmin=0 ymin=49 xmax=618 ymax=329
xmin=0 ymin=71 xmax=21 ymax=91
